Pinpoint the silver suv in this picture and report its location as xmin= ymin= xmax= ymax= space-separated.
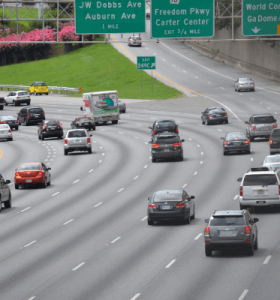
xmin=64 ymin=129 xmax=92 ymax=155
xmin=245 ymin=113 xmax=277 ymax=141
xmin=238 ymin=167 xmax=280 ymax=208
xmin=204 ymin=210 xmax=259 ymax=256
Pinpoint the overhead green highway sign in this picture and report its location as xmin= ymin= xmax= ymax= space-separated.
xmin=243 ymin=0 xmax=280 ymax=36
xmin=150 ymin=0 xmax=214 ymax=39
xmin=137 ymin=56 xmax=156 ymax=69
xmin=75 ymin=0 xmax=145 ymax=34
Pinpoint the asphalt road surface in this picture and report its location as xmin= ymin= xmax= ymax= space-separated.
xmin=1 ymin=20 xmax=280 ymax=300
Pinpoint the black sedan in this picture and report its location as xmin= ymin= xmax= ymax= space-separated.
xmin=38 ymin=119 xmax=63 ymax=140
xmin=149 ymin=119 xmax=178 ymax=136
xmin=150 ymin=132 xmax=184 ymax=162
xmin=147 ymin=190 xmax=195 ymax=225
xmin=0 ymin=115 xmax=18 ymax=130
xmin=222 ymin=132 xmax=251 ymax=155
xmin=71 ymin=116 xmax=95 ymax=131
xmin=118 ymin=100 xmax=126 ymax=113
xmin=201 ymin=107 xmax=228 ymax=125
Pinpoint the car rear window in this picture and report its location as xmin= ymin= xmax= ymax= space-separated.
xmin=253 ymin=116 xmax=275 ymax=124
xmin=272 ymin=130 xmax=280 ymax=137
xmin=209 ymin=216 xmax=245 ymax=226
xmin=155 ymin=121 xmax=176 ymax=129
xmin=154 ymin=193 xmax=181 ymax=202
xmin=239 ymin=78 xmax=250 ymax=82
xmin=0 ymin=124 xmax=9 ymax=128
xmin=155 ymin=137 xmax=179 ymax=145
xmin=35 ymin=82 xmax=46 ymax=86
xmin=29 ymin=108 xmax=44 ymax=114
xmin=243 ymin=174 xmax=278 ymax=186
xmin=77 ymin=118 xmax=91 ymax=122
xmin=209 ymin=109 xmax=225 ymax=114
xmin=18 ymin=92 xmax=28 ymax=96
xmin=19 ymin=163 xmax=41 ymax=170
xmin=68 ymin=131 xmax=87 ymax=138
xmin=45 ymin=120 xmax=59 ymax=126
xmin=2 ymin=116 xmax=14 ymax=120
xmin=264 ymin=157 xmax=280 ymax=163
xmin=226 ymin=132 xmax=246 ymax=140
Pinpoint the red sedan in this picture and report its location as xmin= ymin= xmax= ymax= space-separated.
xmin=15 ymin=162 xmax=51 ymax=189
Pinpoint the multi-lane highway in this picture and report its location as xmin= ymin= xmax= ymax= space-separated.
xmin=1 ymin=19 xmax=280 ymax=300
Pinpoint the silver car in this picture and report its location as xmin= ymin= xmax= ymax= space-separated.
xmin=128 ymin=36 xmax=142 ymax=47
xmin=245 ymin=113 xmax=277 ymax=141
xmin=262 ymin=155 xmax=280 ymax=170
xmin=64 ymin=129 xmax=92 ymax=155
xmin=0 ymin=124 xmax=13 ymax=141
xmin=5 ymin=90 xmax=31 ymax=106
xmin=234 ymin=78 xmax=255 ymax=92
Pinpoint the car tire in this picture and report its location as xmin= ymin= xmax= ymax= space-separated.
xmin=15 ymin=126 xmax=18 ymax=130
xmin=147 ymin=219 xmax=154 ymax=225
xmin=42 ymin=179 xmax=47 ymax=188
xmin=41 ymin=135 xmax=44 ymax=140
xmin=239 ymin=203 xmax=246 ymax=210
xmin=64 ymin=150 xmax=68 ymax=155
xmin=223 ymin=151 xmax=227 ymax=156
xmin=92 ymin=126 xmax=96 ymax=131
xmin=205 ymin=119 xmax=210 ymax=126
xmin=18 ymin=120 xmax=21 ymax=125
xmin=47 ymin=177 xmax=51 ymax=186
xmin=27 ymin=101 xmax=30 ymax=105
xmin=249 ymin=136 xmax=254 ymax=142
xmin=254 ymin=236 xmax=258 ymax=250
xmin=247 ymin=150 xmax=251 ymax=154
xmin=152 ymin=158 xmax=156 ymax=163
xmin=225 ymin=120 xmax=228 ymax=124
xmin=88 ymin=148 xmax=92 ymax=154
xmin=185 ymin=213 xmax=190 ymax=224
xmin=205 ymin=248 xmax=212 ymax=257
xmin=13 ymin=100 xmax=16 ymax=106
xmin=4 ymin=193 xmax=12 ymax=208
xmin=237 ymin=89 xmax=240 ymax=92
xmin=8 ymin=138 xmax=13 ymax=141
xmin=202 ymin=118 xmax=205 ymax=125
xmin=46 ymin=93 xmax=48 ymax=95
xmin=112 ymin=120 xmax=118 ymax=124
xmin=0 ymin=106 xmax=3 ymax=110
xmin=247 ymin=243 xmax=254 ymax=256
xmin=60 ymin=135 xmax=63 ymax=139
xmin=5 ymin=102 xmax=8 ymax=106
xmin=191 ymin=209 xmax=195 ymax=220
xmin=38 ymin=134 xmax=41 ymax=140
xmin=15 ymin=184 xmax=19 ymax=189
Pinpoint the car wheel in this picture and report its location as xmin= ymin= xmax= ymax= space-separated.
xmin=5 ymin=102 xmax=8 ymax=106
xmin=179 ymin=155 xmax=183 ymax=161
xmin=41 ymin=135 xmax=44 ymax=140
xmin=42 ymin=179 xmax=47 ymax=188
xmin=60 ymin=135 xmax=63 ymax=139
xmin=64 ymin=150 xmax=68 ymax=155
xmin=38 ymin=134 xmax=41 ymax=140
xmin=249 ymin=136 xmax=254 ymax=142
xmin=240 ymin=203 xmax=246 ymax=210
xmin=205 ymin=248 xmax=212 ymax=257
xmin=191 ymin=208 xmax=195 ymax=220
xmin=247 ymin=150 xmax=251 ymax=154
xmin=46 ymin=93 xmax=48 ymax=95
xmin=13 ymin=100 xmax=16 ymax=106
xmin=225 ymin=120 xmax=228 ymax=124
xmin=254 ymin=236 xmax=258 ymax=250
xmin=152 ymin=158 xmax=156 ymax=163
xmin=15 ymin=126 xmax=18 ymax=130
xmin=8 ymin=138 xmax=13 ymax=141
xmin=0 ymin=106 xmax=3 ymax=110
xmin=88 ymin=148 xmax=92 ymax=154
xmin=237 ymin=89 xmax=240 ymax=92
xmin=147 ymin=219 xmax=154 ymax=225
xmin=15 ymin=184 xmax=19 ymax=189
xmin=223 ymin=151 xmax=227 ymax=156
xmin=247 ymin=243 xmax=254 ymax=256
xmin=202 ymin=118 xmax=205 ymax=125
xmin=205 ymin=119 xmax=210 ymax=126
xmin=112 ymin=120 xmax=118 ymax=124
xmin=27 ymin=101 xmax=30 ymax=105
xmin=17 ymin=120 xmax=21 ymax=125
xmin=92 ymin=126 xmax=96 ymax=131
xmin=47 ymin=176 xmax=51 ymax=186
xmin=185 ymin=213 xmax=190 ymax=224
xmin=4 ymin=193 xmax=12 ymax=208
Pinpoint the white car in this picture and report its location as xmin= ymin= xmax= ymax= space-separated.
xmin=262 ymin=155 xmax=280 ymax=170
xmin=0 ymin=124 xmax=13 ymax=141
xmin=5 ymin=91 xmax=31 ymax=106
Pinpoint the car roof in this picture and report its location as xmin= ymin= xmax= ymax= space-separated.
xmin=265 ymin=155 xmax=280 ymax=158
xmin=212 ymin=210 xmax=244 ymax=216
xmin=245 ymin=167 xmax=276 ymax=174
xmin=15 ymin=90 xmax=27 ymax=93
xmin=67 ymin=129 xmax=87 ymax=132
xmin=26 ymin=106 xmax=43 ymax=109
xmin=208 ymin=107 xmax=225 ymax=110
xmin=154 ymin=190 xmax=183 ymax=195
xmin=20 ymin=162 xmax=41 ymax=165
xmin=226 ymin=131 xmax=246 ymax=135
xmin=251 ymin=113 xmax=273 ymax=117
xmin=155 ymin=119 xmax=175 ymax=123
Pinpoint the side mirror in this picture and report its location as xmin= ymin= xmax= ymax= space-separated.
xmin=148 ymin=126 xmax=152 ymax=129
xmin=90 ymin=134 xmax=92 ymax=137
xmin=237 ymin=178 xmax=242 ymax=182
xmin=181 ymin=139 xmax=185 ymax=142
xmin=148 ymin=197 xmax=152 ymax=201
xmin=245 ymin=121 xmax=249 ymax=124
xmin=47 ymin=168 xmax=51 ymax=170
xmin=220 ymin=137 xmax=225 ymax=140
xmin=80 ymin=106 xmax=83 ymax=111
xmin=5 ymin=180 xmax=10 ymax=184
xmin=190 ymin=195 xmax=195 ymax=199
xmin=205 ymin=219 xmax=209 ymax=223
xmin=253 ymin=218 xmax=259 ymax=223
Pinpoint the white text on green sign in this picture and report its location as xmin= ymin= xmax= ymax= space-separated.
xmin=137 ymin=57 xmax=156 ymax=70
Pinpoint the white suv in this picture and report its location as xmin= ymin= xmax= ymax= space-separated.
xmin=5 ymin=91 xmax=31 ymax=106
xmin=237 ymin=167 xmax=280 ymax=209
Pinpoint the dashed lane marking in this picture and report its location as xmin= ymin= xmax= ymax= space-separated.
xmin=234 ymin=195 xmax=238 ymax=200
xmin=141 ymin=216 xmax=147 ymax=221
xmin=194 ymin=171 xmax=198 ymax=176
xmin=134 ymin=175 xmax=139 ymax=180
xmin=23 ymin=240 xmax=36 ymax=248
xmin=72 ymin=179 xmax=80 ymax=184
xmin=111 ymin=237 xmax=121 ymax=244
xmin=238 ymin=290 xmax=249 ymax=300
xmin=263 ymin=255 xmax=271 ymax=264
xmin=165 ymin=259 xmax=176 ymax=268
xmin=52 ymin=192 xmax=60 ymax=197
xmin=194 ymin=233 xmax=203 ymax=240
xmin=182 ymin=183 xmax=187 ymax=188
xmin=130 ymin=294 xmax=141 ymax=300
xmin=117 ymin=188 xmax=124 ymax=193
xmin=94 ymin=202 xmax=102 ymax=208
xmin=72 ymin=262 xmax=85 ymax=271
xmin=63 ymin=219 xmax=74 ymax=226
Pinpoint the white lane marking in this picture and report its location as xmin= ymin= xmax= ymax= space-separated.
xmin=21 ymin=207 xmax=31 ymax=213
xmin=117 ymin=188 xmax=124 ymax=193
xmin=145 ymin=142 xmax=148 ymax=144
xmin=63 ymin=219 xmax=74 ymax=226
xmin=217 ymin=129 xmax=222 ymax=131
xmin=194 ymin=171 xmax=198 ymax=176
xmin=207 ymin=82 xmax=211 ymax=84
xmin=195 ymin=76 xmax=198 ymax=79
xmin=100 ymin=146 xmax=103 ymax=149
xmin=131 ymin=293 xmax=141 ymax=300
xmin=220 ymin=87 xmax=224 ymax=89
xmin=99 ymin=160 xmax=102 ymax=163
xmin=234 ymin=195 xmax=239 ymax=200
xmin=73 ymin=179 xmax=80 ymax=184
xmin=50 ymin=159 xmax=53 ymax=161
xmin=200 ymin=161 xmax=203 ymax=164
xmin=154 ymin=52 xmax=156 ymax=55
xmin=260 ymin=103 xmax=263 ymax=105
xmin=52 ymin=192 xmax=60 ymax=197
xmin=144 ymin=165 xmax=148 ymax=168
xmin=251 ymin=158 xmax=253 ymax=161
xmin=141 ymin=216 xmax=147 ymax=221
xmin=194 ymin=233 xmax=203 ymax=240
xmin=135 ymin=137 xmax=138 ymax=139
xmin=250 ymin=98 xmax=254 ymax=100
xmin=182 ymin=183 xmax=187 ymax=188
xmin=263 ymin=255 xmax=271 ymax=264
xmin=188 ymin=138 xmax=192 ymax=141
xmin=275 ymin=112 xmax=278 ymax=114
xmin=201 ymin=152 xmax=204 ymax=155
xmin=119 ymin=132 xmax=123 ymax=134
xmin=94 ymin=202 xmax=102 ymax=208
xmin=146 ymin=47 xmax=148 ymax=49
xmin=197 ymin=144 xmax=200 ymax=147
xmin=44 ymin=159 xmax=48 ymax=161
xmin=72 ymin=262 xmax=85 ymax=271
xmin=89 ymin=169 xmax=93 ymax=173
xmin=165 ymin=259 xmax=176 ymax=268
xmin=172 ymin=64 xmax=176 ymax=67
xmin=183 ymin=70 xmax=187 ymax=73
xmin=28 ymin=297 xmax=36 ymax=300
xmin=238 ymin=289 xmax=249 ymax=300
xmin=24 ymin=240 xmax=36 ymax=248
xmin=93 ymin=141 xmax=96 ymax=143
xmin=102 ymin=153 xmax=105 ymax=156
xmin=149 ymin=156 xmax=152 ymax=159
xmin=57 ymin=110 xmax=63 ymax=111
xmin=268 ymin=107 xmax=271 ymax=109
xmin=111 ymin=237 xmax=121 ymax=244
xmin=134 ymin=175 xmax=139 ymax=180
xmin=162 ymin=58 xmax=166 ymax=61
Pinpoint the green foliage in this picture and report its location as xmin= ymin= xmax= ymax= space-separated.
xmin=215 ymin=0 xmax=241 ymax=30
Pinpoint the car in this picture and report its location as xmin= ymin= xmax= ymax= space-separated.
xmin=14 ymin=162 xmax=51 ymax=189
xmin=149 ymin=119 xmax=179 ymax=136
xmin=269 ymin=128 xmax=280 ymax=154
xmin=64 ymin=129 xmax=92 ymax=155
xmin=17 ymin=106 xmax=45 ymax=126
xmin=262 ymin=154 xmax=280 ymax=170
xmin=147 ymin=190 xmax=195 ymax=225
xmin=0 ymin=97 xmax=6 ymax=110
xmin=0 ymin=124 xmax=13 ymax=141
xmin=0 ymin=115 xmax=19 ymax=130
xmin=237 ymin=167 xmax=280 ymax=209
xmin=0 ymin=174 xmax=11 ymax=211
xmin=118 ymin=100 xmax=126 ymax=113
xmin=4 ymin=91 xmax=30 ymax=106
xmin=245 ymin=113 xmax=277 ymax=141
xmin=146 ymin=7 xmax=150 ymax=18
xmin=234 ymin=78 xmax=255 ymax=92
xmin=29 ymin=82 xmax=49 ymax=95
xmin=204 ymin=210 xmax=259 ymax=256
xmin=71 ymin=116 xmax=95 ymax=131
xmin=221 ymin=132 xmax=250 ymax=155
xmin=150 ymin=132 xmax=184 ymax=162
xmin=38 ymin=119 xmax=63 ymax=140
xmin=128 ymin=36 xmax=142 ymax=47
xmin=201 ymin=107 xmax=228 ymax=125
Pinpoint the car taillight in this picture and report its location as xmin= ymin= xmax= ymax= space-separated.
xmin=244 ymin=140 xmax=250 ymax=144
xmin=87 ymin=137 xmax=90 ymax=143
xmin=15 ymin=172 xmax=20 ymax=177
xmin=36 ymin=172 xmax=43 ymax=177
xmin=273 ymin=124 xmax=277 ymax=128
xmin=17 ymin=97 xmax=19 ymax=99
xmin=43 ymin=113 xmax=45 ymax=118
xmin=251 ymin=126 xmax=256 ymax=130
xmin=279 ymin=185 xmax=280 ymax=195
xmin=0 ymin=121 xmax=5 ymax=123
xmin=42 ymin=124 xmax=46 ymax=130
xmin=15 ymin=120 xmax=18 ymax=123
xmin=149 ymin=203 xmax=157 ymax=208
xmin=223 ymin=141 xmax=229 ymax=145
xmin=173 ymin=143 xmax=181 ymax=146
xmin=245 ymin=226 xmax=251 ymax=234
xmin=9 ymin=129 xmax=11 ymax=133
xmin=65 ymin=139 xmax=68 ymax=144
xmin=208 ymin=114 xmax=213 ymax=118
xmin=152 ymin=144 xmax=160 ymax=148
xmin=176 ymin=128 xmax=179 ymax=133
xmin=204 ymin=226 xmax=210 ymax=237
xmin=239 ymin=84 xmax=244 ymax=86
xmin=59 ymin=121 xmax=63 ymax=129
xmin=124 ymin=103 xmax=126 ymax=106
xmin=139 ymin=40 xmax=141 ymax=42
xmin=224 ymin=113 xmax=228 ymax=117
xmin=250 ymin=83 xmax=254 ymax=85
xmin=175 ymin=202 xmax=185 ymax=207
xmin=240 ymin=186 xmax=243 ymax=197
xmin=270 ymin=139 xmax=273 ymax=145
xmin=27 ymin=114 xmax=30 ymax=119
xmin=153 ymin=130 xmax=156 ymax=134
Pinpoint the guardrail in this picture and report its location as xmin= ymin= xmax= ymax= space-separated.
xmin=0 ymin=85 xmax=80 ymax=95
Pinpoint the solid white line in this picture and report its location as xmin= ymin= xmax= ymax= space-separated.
xmin=195 ymin=76 xmax=198 ymax=79
xmin=111 ymin=237 xmax=121 ymax=244
xmin=99 ymin=160 xmax=102 ymax=163
xmin=141 ymin=216 xmax=147 ymax=221
xmin=234 ymin=195 xmax=238 ymax=200
xmin=267 ymin=107 xmax=271 ymax=109
xmin=194 ymin=233 xmax=203 ymax=240
xmin=63 ymin=219 xmax=74 ymax=225
xmin=200 ymin=161 xmax=203 ymax=164
xmin=162 ymin=58 xmax=166 ymax=61
xmin=182 ymin=183 xmax=187 ymax=188
xmin=250 ymin=98 xmax=254 ymax=100
xmin=93 ymin=141 xmax=96 ymax=143
xmin=238 ymin=289 xmax=249 ymax=300
xmin=183 ymin=70 xmax=187 ymax=73
xmin=89 ymin=169 xmax=93 ymax=173
xmin=251 ymin=158 xmax=253 ymax=161
xmin=144 ymin=165 xmax=148 ymax=168
xmin=145 ymin=142 xmax=148 ymax=144
xmin=130 ymin=293 xmax=141 ymax=300
xmin=165 ymin=259 xmax=176 ymax=268
xmin=52 ymin=192 xmax=60 ymax=197
xmin=100 ymin=146 xmax=103 ymax=149
xmin=172 ymin=64 xmax=176 ymax=67
xmin=24 ymin=240 xmax=36 ymax=248
xmin=146 ymin=47 xmax=148 ymax=49
xmin=72 ymin=262 xmax=85 ymax=271
xmin=27 ymin=297 xmax=36 ymax=300
xmin=201 ymin=152 xmax=204 ymax=155
xmin=102 ymin=153 xmax=105 ymax=156
xmin=117 ymin=188 xmax=124 ymax=193
xmin=119 ymin=132 xmax=123 ymax=134
xmin=275 ymin=112 xmax=278 ymax=114
xmin=21 ymin=207 xmax=31 ymax=213
xmin=188 ymin=138 xmax=192 ymax=141
xmin=217 ymin=129 xmax=222 ymax=131
xmin=73 ymin=179 xmax=80 ymax=184
xmin=263 ymin=255 xmax=271 ymax=264
xmin=94 ymin=202 xmax=102 ymax=207
xmin=197 ymin=144 xmax=200 ymax=147
xmin=154 ymin=53 xmax=156 ymax=55
xmin=134 ymin=175 xmax=139 ymax=180
xmin=194 ymin=171 xmax=198 ymax=176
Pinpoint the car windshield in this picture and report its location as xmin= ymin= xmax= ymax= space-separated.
xmin=264 ymin=157 xmax=280 ymax=163
xmin=68 ymin=131 xmax=87 ymax=138
xmin=272 ymin=130 xmax=280 ymax=137
xmin=0 ymin=124 xmax=9 ymax=128
xmin=77 ymin=118 xmax=91 ymax=122
xmin=243 ymin=174 xmax=277 ymax=186
xmin=155 ymin=121 xmax=176 ymax=129
xmin=1 ymin=116 xmax=14 ymax=120
xmin=19 ymin=163 xmax=41 ymax=170
xmin=118 ymin=100 xmax=123 ymax=104
xmin=154 ymin=193 xmax=181 ymax=202
xmin=253 ymin=116 xmax=274 ymax=124
xmin=29 ymin=108 xmax=43 ymax=114
xmin=155 ymin=137 xmax=179 ymax=145
xmin=226 ymin=132 xmax=246 ymax=140
xmin=35 ymin=82 xmax=46 ymax=86
xmin=18 ymin=92 xmax=28 ymax=96
xmin=209 ymin=216 xmax=245 ymax=226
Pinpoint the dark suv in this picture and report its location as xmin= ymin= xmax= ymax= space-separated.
xmin=149 ymin=120 xmax=178 ymax=136
xmin=38 ymin=119 xmax=63 ymax=140
xmin=269 ymin=128 xmax=280 ymax=154
xmin=17 ymin=107 xmax=45 ymax=126
xmin=204 ymin=210 xmax=259 ymax=257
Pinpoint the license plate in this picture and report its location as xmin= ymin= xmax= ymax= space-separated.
xmin=35 ymin=116 xmax=39 ymax=118
xmin=51 ymin=128 xmax=55 ymax=130
xmin=74 ymin=140 xmax=81 ymax=143
xmin=261 ymin=127 xmax=269 ymax=130
xmin=164 ymin=149 xmax=169 ymax=152
xmin=162 ymin=205 xmax=171 ymax=210
xmin=8 ymin=121 xmax=12 ymax=123
xmin=85 ymin=122 xmax=89 ymax=125
xmin=221 ymin=231 xmax=234 ymax=236
xmin=26 ymin=179 xmax=32 ymax=183
xmin=257 ymin=189 xmax=264 ymax=195
xmin=234 ymin=143 xmax=241 ymax=145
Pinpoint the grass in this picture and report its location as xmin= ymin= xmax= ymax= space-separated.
xmin=0 ymin=43 xmax=183 ymax=100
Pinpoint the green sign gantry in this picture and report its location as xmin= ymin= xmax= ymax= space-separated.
xmin=137 ymin=56 xmax=156 ymax=70
xmin=151 ymin=0 xmax=214 ymax=39
xmin=243 ymin=0 xmax=280 ymax=36
xmin=75 ymin=0 xmax=145 ymax=34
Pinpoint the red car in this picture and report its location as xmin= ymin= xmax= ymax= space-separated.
xmin=15 ymin=162 xmax=51 ymax=189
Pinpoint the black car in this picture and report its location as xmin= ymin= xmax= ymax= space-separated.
xmin=0 ymin=115 xmax=19 ymax=130
xmin=71 ymin=116 xmax=95 ymax=131
xmin=17 ymin=107 xmax=45 ymax=126
xmin=0 ymin=97 xmax=6 ymax=110
xmin=118 ymin=100 xmax=126 ymax=113
xmin=149 ymin=119 xmax=178 ymax=136
xmin=221 ymin=132 xmax=250 ymax=155
xmin=38 ymin=119 xmax=63 ymax=140
xmin=150 ymin=132 xmax=184 ymax=162
xmin=201 ymin=107 xmax=228 ymax=125
xmin=269 ymin=129 xmax=280 ymax=155
xmin=147 ymin=190 xmax=195 ymax=225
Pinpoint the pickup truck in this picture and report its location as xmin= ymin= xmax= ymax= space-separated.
xmin=0 ymin=97 xmax=6 ymax=110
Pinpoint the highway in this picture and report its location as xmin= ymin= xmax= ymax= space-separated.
xmin=1 ymin=20 xmax=280 ymax=300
